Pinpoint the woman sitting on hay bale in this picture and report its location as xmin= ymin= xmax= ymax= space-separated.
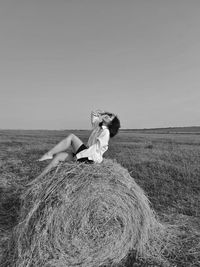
xmin=38 ymin=110 xmax=120 ymax=176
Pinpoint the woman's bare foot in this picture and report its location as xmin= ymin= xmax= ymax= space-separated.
xmin=38 ymin=152 xmax=53 ymax=161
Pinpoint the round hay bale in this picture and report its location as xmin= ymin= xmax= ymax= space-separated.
xmin=11 ymin=159 xmax=164 ymax=267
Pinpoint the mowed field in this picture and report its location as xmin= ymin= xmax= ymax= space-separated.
xmin=0 ymin=129 xmax=200 ymax=266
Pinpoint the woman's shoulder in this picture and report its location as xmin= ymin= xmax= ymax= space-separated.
xmin=99 ymin=126 xmax=110 ymax=137
xmin=101 ymin=126 xmax=109 ymax=131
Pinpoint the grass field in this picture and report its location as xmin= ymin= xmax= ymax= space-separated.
xmin=0 ymin=129 xmax=200 ymax=266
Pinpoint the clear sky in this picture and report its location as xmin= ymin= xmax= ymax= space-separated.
xmin=0 ymin=0 xmax=200 ymax=129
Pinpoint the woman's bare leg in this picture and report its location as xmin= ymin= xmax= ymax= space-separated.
xmin=39 ymin=134 xmax=83 ymax=161
xmin=37 ymin=152 xmax=73 ymax=179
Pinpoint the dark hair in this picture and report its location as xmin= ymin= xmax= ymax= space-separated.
xmin=107 ymin=115 xmax=121 ymax=138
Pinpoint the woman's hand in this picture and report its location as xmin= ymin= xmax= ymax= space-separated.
xmin=94 ymin=110 xmax=105 ymax=116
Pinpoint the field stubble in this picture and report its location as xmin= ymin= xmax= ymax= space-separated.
xmin=0 ymin=130 xmax=200 ymax=266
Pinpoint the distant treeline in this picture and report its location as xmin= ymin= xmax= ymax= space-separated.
xmin=120 ymin=126 xmax=200 ymax=134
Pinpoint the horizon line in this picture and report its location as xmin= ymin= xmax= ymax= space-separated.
xmin=0 ymin=125 xmax=200 ymax=131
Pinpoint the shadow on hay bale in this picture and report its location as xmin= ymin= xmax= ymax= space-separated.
xmin=6 ymin=159 xmax=168 ymax=267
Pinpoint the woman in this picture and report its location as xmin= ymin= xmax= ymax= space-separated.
xmin=38 ymin=110 xmax=120 ymax=177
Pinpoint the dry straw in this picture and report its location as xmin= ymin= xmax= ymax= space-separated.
xmin=8 ymin=159 xmax=168 ymax=267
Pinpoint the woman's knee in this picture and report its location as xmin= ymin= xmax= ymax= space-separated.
xmin=70 ymin=134 xmax=83 ymax=151
xmin=63 ymin=133 xmax=75 ymax=143
xmin=68 ymin=133 xmax=76 ymax=140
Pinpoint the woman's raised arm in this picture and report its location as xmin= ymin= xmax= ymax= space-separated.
xmin=90 ymin=110 xmax=105 ymax=128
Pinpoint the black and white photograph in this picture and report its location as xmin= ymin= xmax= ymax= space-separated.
xmin=0 ymin=1 xmax=200 ymax=266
